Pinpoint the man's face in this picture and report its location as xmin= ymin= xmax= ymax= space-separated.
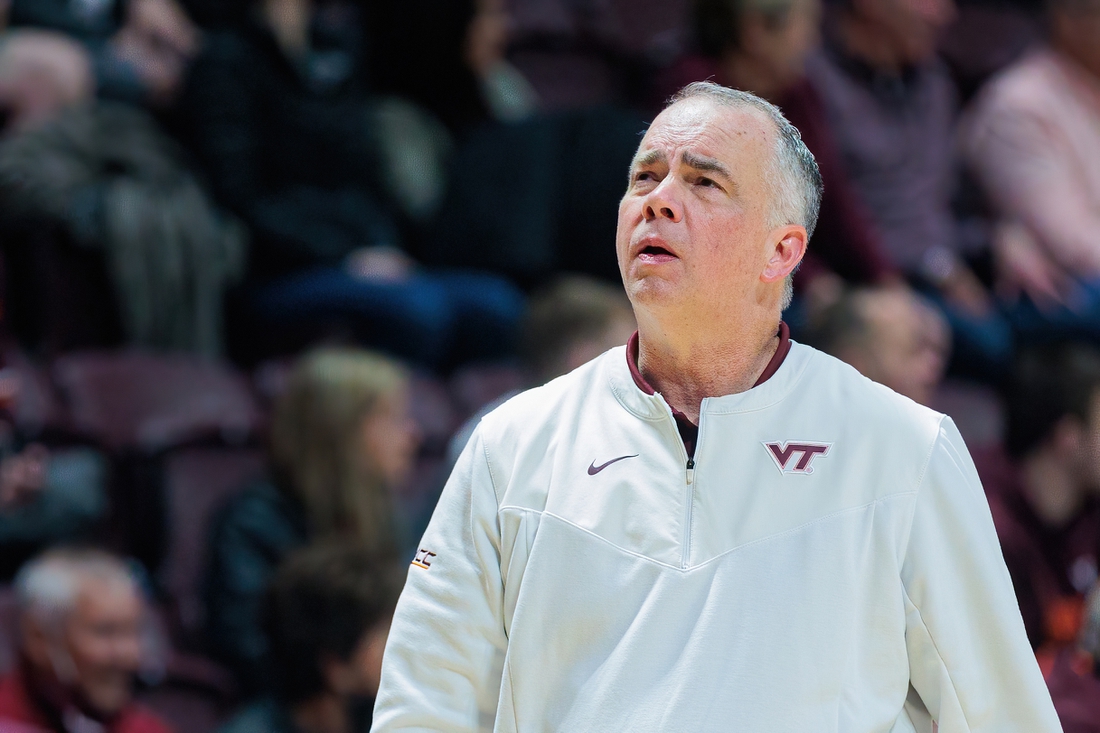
xmin=616 ymin=98 xmax=785 ymax=324
xmin=853 ymin=0 xmax=956 ymax=65
xmin=856 ymin=290 xmax=948 ymax=406
xmin=62 ymin=579 xmax=144 ymax=716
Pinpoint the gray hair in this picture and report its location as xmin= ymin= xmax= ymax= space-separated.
xmin=14 ymin=548 xmax=137 ymax=636
xmin=668 ymin=81 xmax=824 ymax=308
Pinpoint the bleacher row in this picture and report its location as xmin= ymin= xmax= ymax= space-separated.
xmin=0 ymin=344 xmax=525 ymax=732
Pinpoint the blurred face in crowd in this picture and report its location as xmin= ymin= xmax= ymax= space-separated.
xmin=738 ymin=0 xmax=823 ymax=92
xmin=465 ymin=0 xmax=510 ymax=76
xmin=23 ymin=576 xmax=144 ymax=717
xmin=0 ymin=32 xmax=94 ymax=136
xmin=617 ymin=96 xmax=805 ymax=328
xmin=357 ymin=386 xmax=420 ymax=488
xmin=325 ymin=618 xmax=391 ymax=700
xmin=841 ymin=289 xmax=948 ymax=406
xmin=1069 ymin=389 xmax=1100 ymax=492
xmin=850 ymin=0 xmax=956 ymax=65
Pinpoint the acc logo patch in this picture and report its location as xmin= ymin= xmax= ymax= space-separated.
xmin=763 ymin=441 xmax=832 ymax=475
xmin=412 ymin=548 xmax=437 ymax=569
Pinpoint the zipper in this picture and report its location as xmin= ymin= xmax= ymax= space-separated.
xmin=681 ymin=406 xmax=706 ymax=569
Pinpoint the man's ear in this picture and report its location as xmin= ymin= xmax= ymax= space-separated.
xmin=761 ymin=225 xmax=808 ymax=283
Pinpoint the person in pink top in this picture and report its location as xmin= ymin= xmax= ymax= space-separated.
xmin=961 ymin=0 xmax=1100 ymax=336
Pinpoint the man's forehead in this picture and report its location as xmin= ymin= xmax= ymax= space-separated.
xmin=633 ymin=98 xmax=773 ymax=166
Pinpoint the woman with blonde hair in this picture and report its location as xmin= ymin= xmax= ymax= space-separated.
xmin=203 ymin=348 xmax=420 ymax=694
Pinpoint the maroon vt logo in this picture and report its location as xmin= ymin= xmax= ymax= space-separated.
xmin=763 ymin=441 xmax=831 ymax=475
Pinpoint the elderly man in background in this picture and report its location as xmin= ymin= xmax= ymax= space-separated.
xmin=372 ymin=81 xmax=1058 ymax=731
xmin=0 ymin=548 xmax=172 ymax=733
xmin=804 ymin=286 xmax=949 ymax=407
xmin=961 ymin=0 xmax=1100 ymax=333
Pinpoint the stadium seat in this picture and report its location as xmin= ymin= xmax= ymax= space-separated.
xmin=51 ymin=351 xmax=263 ymax=453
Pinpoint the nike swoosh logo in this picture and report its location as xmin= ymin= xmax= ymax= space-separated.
xmin=587 ymin=454 xmax=639 ymax=475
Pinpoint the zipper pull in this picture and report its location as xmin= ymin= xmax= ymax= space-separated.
xmin=686 ymin=457 xmax=695 ymax=485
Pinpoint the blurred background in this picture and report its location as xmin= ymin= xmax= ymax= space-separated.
xmin=0 ymin=0 xmax=1098 ymax=730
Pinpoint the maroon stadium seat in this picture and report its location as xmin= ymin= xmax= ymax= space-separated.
xmin=158 ymin=447 xmax=266 ymax=641
xmin=52 ymin=351 xmax=263 ymax=453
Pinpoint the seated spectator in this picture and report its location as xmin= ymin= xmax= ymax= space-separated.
xmin=0 ymin=548 xmax=172 ymax=733
xmin=0 ymin=29 xmax=94 ymax=136
xmin=960 ymin=0 xmax=1100 ymax=343
xmin=972 ymin=344 xmax=1100 ymax=651
xmin=204 ymin=348 xmax=419 ymax=694
xmin=668 ymin=0 xmax=898 ymax=291
xmin=1046 ymin=582 xmax=1100 ymax=733
xmin=0 ymin=102 xmax=245 ymax=356
xmin=446 ymin=275 xmax=635 ymax=465
xmin=8 ymin=0 xmax=198 ymax=107
xmin=218 ymin=543 xmax=403 ymax=733
xmin=0 ymin=442 xmax=109 ymax=580
xmin=179 ymin=0 xmax=524 ymax=370
xmin=804 ymin=0 xmax=1016 ymax=380
xmin=802 ymin=286 xmax=949 ymax=406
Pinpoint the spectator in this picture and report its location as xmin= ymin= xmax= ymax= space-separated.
xmin=0 ymin=548 xmax=171 ymax=733
xmin=204 ymin=348 xmax=419 ymax=694
xmin=804 ymin=0 xmax=1018 ymax=379
xmin=960 ymin=0 xmax=1100 ymax=342
xmin=8 ymin=0 xmax=198 ymax=107
xmin=447 ymin=275 xmax=636 ymax=465
xmin=802 ymin=286 xmax=949 ymax=406
xmin=670 ymin=0 xmax=898 ymax=291
xmin=1046 ymin=581 xmax=1100 ymax=733
xmin=972 ymin=344 xmax=1100 ymax=651
xmin=0 ymin=29 xmax=94 ymax=136
xmin=0 ymin=442 xmax=109 ymax=580
xmin=0 ymin=102 xmax=246 ymax=356
xmin=217 ymin=543 xmax=403 ymax=733
xmin=179 ymin=0 xmax=524 ymax=369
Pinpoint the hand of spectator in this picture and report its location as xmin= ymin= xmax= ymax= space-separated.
xmin=994 ymin=221 xmax=1078 ymax=313
xmin=0 ymin=443 xmax=48 ymax=511
xmin=112 ymin=0 xmax=200 ymax=105
xmin=940 ymin=263 xmax=995 ymax=319
xmin=345 ymin=247 xmax=416 ymax=283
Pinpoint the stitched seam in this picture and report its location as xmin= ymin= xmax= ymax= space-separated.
xmin=898 ymin=415 xmax=947 ymax=560
xmin=482 ymin=435 xmax=503 ymax=507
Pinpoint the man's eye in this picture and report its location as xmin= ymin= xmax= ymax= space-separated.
xmin=697 ymin=177 xmax=717 ymax=188
xmin=634 ymin=171 xmax=654 ymax=183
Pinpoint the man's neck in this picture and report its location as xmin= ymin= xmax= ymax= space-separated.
xmin=836 ymin=11 xmax=904 ymax=73
xmin=637 ymin=319 xmax=781 ymax=424
xmin=1021 ymin=449 xmax=1086 ymax=529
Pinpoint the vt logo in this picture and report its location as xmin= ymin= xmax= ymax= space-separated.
xmin=763 ymin=441 xmax=832 ymax=475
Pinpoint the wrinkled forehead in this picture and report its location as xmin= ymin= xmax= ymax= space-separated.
xmin=72 ymin=575 xmax=142 ymax=621
xmin=633 ymin=97 xmax=774 ymax=172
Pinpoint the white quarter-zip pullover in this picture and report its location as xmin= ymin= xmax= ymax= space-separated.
xmin=372 ymin=341 xmax=1061 ymax=732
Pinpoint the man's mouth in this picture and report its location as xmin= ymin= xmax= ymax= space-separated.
xmin=636 ymin=243 xmax=678 ymax=263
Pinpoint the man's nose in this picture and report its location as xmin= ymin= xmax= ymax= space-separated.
xmin=642 ymin=182 xmax=683 ymax=223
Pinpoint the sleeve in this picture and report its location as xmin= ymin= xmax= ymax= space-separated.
xmin=372 ymin=426 xmax=508 ymax=732
xmin=901 ymin=418 xmax=1063 ymax=732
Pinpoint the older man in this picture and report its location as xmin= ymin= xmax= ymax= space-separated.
xmin=0 ymin=548 xmax=172 ymax=733
xmin=372 ymin=82 xmax=1058 ymax=731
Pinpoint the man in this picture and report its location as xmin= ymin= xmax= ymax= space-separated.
xmin=218 ymin=544 xmax=403 ymax=733
xmin=373 ymin=82 xmax=1058 ymax=731
xmin=973 ymin=345 xmax=1100 ymax=652
xmin=0 ymin=548 xmax=172 ymax=733
xmin=960 ymin=0 xmax=1100 ymax=336
xmin=804 ymin=0 xmax=1015 ymax=379
xmin=804 ymin=286 xmax=949 ymax=407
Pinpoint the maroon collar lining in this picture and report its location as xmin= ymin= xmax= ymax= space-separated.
xmin=626 ymin=322 xmax=791 ymax=404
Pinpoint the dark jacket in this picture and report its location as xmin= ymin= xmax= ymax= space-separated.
xmin=203 ymin=479 xmax=309 ymax=694
xmin=179 ymin=17 xmax=398 ymax=280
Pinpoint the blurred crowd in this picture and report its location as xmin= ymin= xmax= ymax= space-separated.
xmin=0 ymin=0 xmax=1097 ymax=729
